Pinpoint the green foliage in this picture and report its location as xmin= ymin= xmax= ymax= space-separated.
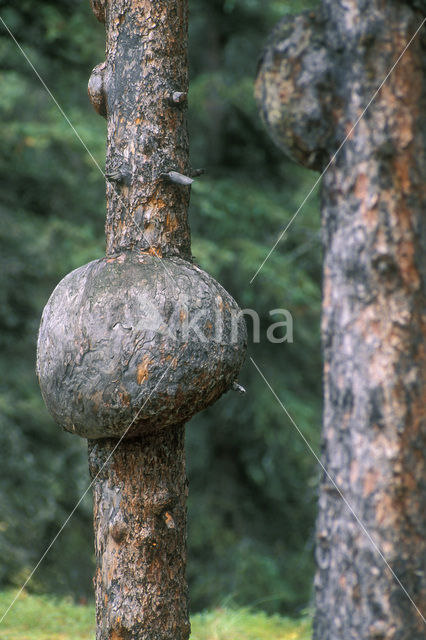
xmin=191 ymin=607 xmax=312 ymax=640
xmin=0 ymin=591 xmax=94 ymax=639
xmin=0 ymin=591 xmax=312 ymax=640
xmin=186 ymin=0 xmax=321 ymax=614
xmin=0 ymin=0 xmax=321 ymax=615
xmin=0 ymin=0 xmax=104 ymax=600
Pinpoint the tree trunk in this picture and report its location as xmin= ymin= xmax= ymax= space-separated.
xmin=88 ymin=426 xmax=190 ymax=640
xmin=256 ymin=2 xmax=426 ymax=638
xmin=316 ymin=5 xmax=426 ymax=638
xmin=103 ymin=0 xmax=191 ymax=259
xmin=37 ymin=1 xmax=246 ymax=637
xmin=90 ymin=1 xmax=191 ymax=638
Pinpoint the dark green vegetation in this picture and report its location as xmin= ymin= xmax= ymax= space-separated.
xmin=0 ymin=591 xmax=312 ymax=640
xmin=0 ymin=0 xmax=321 ymax=616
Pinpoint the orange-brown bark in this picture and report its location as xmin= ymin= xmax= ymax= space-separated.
xmin=256 ymin=2 xmax=426 ymax=638
xmin=36 ymin=3 xmax=245 ymax=638
xmin=87 ymin=2 xmax=192 ymax=638
xmin=88 ymin=427 xmax=189 ymax=640
xmin=102 ymin=0 xmax=191 ymax=258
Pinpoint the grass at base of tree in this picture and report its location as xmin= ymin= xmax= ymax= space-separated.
xmin=0 ymin=591 xmax=312 ymax=640
xmin=191 ymin=608 xmax=312 ymax=640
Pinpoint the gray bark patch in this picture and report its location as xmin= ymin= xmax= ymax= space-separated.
xmin=37 ymin=252 xmax=246 ymax=439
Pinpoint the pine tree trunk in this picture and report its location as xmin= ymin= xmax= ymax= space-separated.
xmin=256 ymin=2 xmax=426 ymax=638
xmin=88 ymin=427 xmax=190 ymax=640
xmin=315 ymin=5 xmax=426 ymax=638
xmin=37 ymin=2 xmax=245 ymax=637
xmin=90 ymin=1 xmax=191 ymax=638
xmin=103 ymin=0 xmax=191 ymax=258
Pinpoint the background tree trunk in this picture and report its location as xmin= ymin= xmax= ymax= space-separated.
xmin=316 ymin=4 xmax=426 ymax=639
xmin=256 ymin=2 xmax=426 ymax=638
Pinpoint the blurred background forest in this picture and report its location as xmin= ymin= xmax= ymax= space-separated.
xmin=0 ymin=0 xmax=321 ymax=617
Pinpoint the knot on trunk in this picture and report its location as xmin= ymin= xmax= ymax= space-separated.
xmin=88 ymin=61 xmax=107 ymax=118
xmin=255 ymin=10 xmax=333 ymax=171
xmin=110 ymin=520 xmax=128 ymax=544
xmin=36 ymin=253 xmax=247 ymax=439
xmin=90 ymin=0 xmax=105 ymax=24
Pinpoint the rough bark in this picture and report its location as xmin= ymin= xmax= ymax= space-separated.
xmin=88 ymin=425 xmax=190 ymax=640
xmin=255 ymin=10 xmax=332 ymax=171
xmin=85 ymin=2 xmax=193 ymax=638
xmin=99 ymin=0 xmax=191 ymax=258
xmin=256 ymin=2 xmax=426 ymax=639
xmin=36 ymin=0 xmax=246 ymax=638
xmin=37 ymin=253 xmax=246 ymax=439
xmin=90 ymin=0 xmax=106 ymax=24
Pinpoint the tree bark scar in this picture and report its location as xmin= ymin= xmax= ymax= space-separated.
xmin=256 ymin=2 xmax=426 ymax=639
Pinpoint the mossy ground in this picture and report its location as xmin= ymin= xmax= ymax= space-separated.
xmin=0 ymin=591 xmax=311 ymax=640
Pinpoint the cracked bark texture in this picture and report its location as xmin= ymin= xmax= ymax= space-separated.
xmin=37 ymin=253 xmax=246 ymax=439
xmin=102 ymin=0 xmax=191 ymax=258
xmin=86 ymin=2 xmax=190 ymax=638
xmin=256 ymin=2 xmax=426 ymax=639
xmin=36 ymin=0 xmax=245 ymax=637
xmin=88 ymin=426 xmax=189 ymax=640
xmin=87 ymin=2 xmax=192 ymax=638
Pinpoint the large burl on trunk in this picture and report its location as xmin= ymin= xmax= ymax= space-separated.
xmin=36 ymin=1 xmax=246 ymax=639
xmin=256 ymin=2 xmax=425 ymax=639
